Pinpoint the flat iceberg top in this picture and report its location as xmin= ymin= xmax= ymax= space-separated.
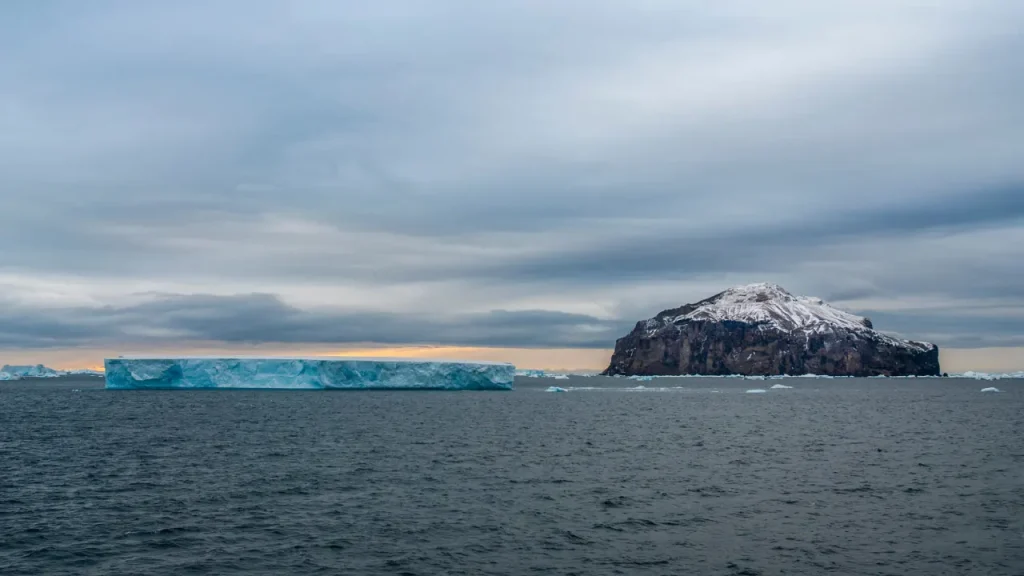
xmin=111 ymin=355 xmax=512 ymax=366
xmin=105 ymin=357 xmax=515 ymax=390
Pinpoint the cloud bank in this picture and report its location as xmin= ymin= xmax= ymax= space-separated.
xmin=1 ymin=1 xmax=1023 ymax=355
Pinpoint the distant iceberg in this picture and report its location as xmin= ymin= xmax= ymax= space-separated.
xmin=105 ymin=357 xmax=515 ymax=390
xmin=958 ymin=371 xmax=1024 ymax=381
xmin=516 ymin=369 xmax=547 ymax=378
xmin=0 ymin=365 xmax=105 ymax=381
xmin=980 ymin=387 xmax=1000 ymax=393
xmin=545 ymin=386 xmax=568 ymax=393
xmin=745 ymin=389 xmax=768 ymax=394
xmin=514 ymin=370 xmax=575 ymax=380
xmin=66 ymin=369 xmax=104 ymax=376
xmin=0 ymin=364 xmax=62 ymax=380
xmin=770 ymin=384 xmax=794 ymax=389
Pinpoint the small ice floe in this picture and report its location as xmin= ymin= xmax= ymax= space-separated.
xmin=770 ymin=384 xmax=793 ymax=390
xmin=545 ymin=386 xmax=568 ymax=393
xmin=745 ymin=389 xmax=768 ymax=394
xmin=980 ymin=387 xmax=1000 ymax=393
xmin=551 ymin=374 xmax=569 ymax=380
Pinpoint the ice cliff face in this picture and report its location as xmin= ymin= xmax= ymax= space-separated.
xmin=603 ymin=283 xmax=940 ymax=377
xmin=104 ymin=357 xmax=515 ymax=390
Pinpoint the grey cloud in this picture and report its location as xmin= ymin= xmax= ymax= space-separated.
xmin=0 ymin=294 xmax=632 ymax=349
xmin=3 ymin=290 xmax=1019 ymax=352
xmin=1 ymin=1 xmax=1023 ymax=352
xmin=859 ymin=309 xmax=1024 ymax=348
xmin=447 ymin=184 xmax=1024 ymax=285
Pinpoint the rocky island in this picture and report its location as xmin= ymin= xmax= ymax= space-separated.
xmin=603 ymin=283 xmax=939 ymax=377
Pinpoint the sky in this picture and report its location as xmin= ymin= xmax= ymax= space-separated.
xmin=2 ymin=1 xmax=1023 ymax=372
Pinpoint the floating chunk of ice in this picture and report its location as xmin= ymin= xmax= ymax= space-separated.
xmin=545 ymin=386 xmax=568 ymax=393
xmin=551 ymin=374 xmax=569 ymax=380
xmin=770 ymin=384 xmax=794 ymax=389
xmin=746 ymin=389 xmax=768 ymax=394
xmin=105 ymin=357 xmax=515 ymax=390
xmin=980 ymin=387 xmax=1000 ymax=393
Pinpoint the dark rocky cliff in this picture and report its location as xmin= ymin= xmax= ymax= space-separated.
xmin=602 ymin=283 xmax=940 ymax=377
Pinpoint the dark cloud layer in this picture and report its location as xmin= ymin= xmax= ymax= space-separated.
xmin=0 ymin=294 xmax=633 ymax=349
xmin=1 ymin=1 xmax=1023 ymax=353
xmin=865 ymin=310 xmax=1024 ymax=349
xmin=3 ymin=291 xmax=1020 ymax=351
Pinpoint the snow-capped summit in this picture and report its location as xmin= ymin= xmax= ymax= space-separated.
xmin=650 ymin=283 xmax=932 ymax=352
xmin=605 ymin=283 xmax=940 ymax=377
xmin=676 ymin=283 xmax=871 ymax=332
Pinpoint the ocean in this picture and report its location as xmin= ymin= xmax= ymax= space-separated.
xmin=1 ymin=376 xmax=1021 ymax=575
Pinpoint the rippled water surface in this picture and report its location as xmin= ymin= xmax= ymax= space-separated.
xmin=2 ymin=376 xmax=1022 ymax=575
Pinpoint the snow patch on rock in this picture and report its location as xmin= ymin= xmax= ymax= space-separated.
xmin=663 ymin=283 xmax=932 ymax=352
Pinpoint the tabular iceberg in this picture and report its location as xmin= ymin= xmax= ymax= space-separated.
xmin=104 ymin=357 xmax=515 ymax=390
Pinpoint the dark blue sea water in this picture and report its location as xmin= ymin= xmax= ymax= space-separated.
xmin=2 ymin=376 xmax=1022 ymax=575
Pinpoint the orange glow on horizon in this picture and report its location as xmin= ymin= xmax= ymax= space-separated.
xmin=1 ymin=344 xmax=613 ymax=372
xmin=4 ymin=344 xmax=1023 ymax=373
xmin=325 ymin=346 xmax=497 ymax=359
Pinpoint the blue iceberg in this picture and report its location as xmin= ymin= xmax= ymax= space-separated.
xmin=0 ymin=364 xmax=62 ymax=380
xmin=104 ymin=357 xmax=515 ymax=390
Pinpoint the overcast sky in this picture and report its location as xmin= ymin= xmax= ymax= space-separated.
xmin=2 ymin=1 xmax=1023 ymax=369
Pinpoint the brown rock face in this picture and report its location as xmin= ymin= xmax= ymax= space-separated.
xmin=601 ymin=284 xmax=940 ymax=377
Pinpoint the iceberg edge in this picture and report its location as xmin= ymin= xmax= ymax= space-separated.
xmin=104 ymin=357 xmax=515 ymax=390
